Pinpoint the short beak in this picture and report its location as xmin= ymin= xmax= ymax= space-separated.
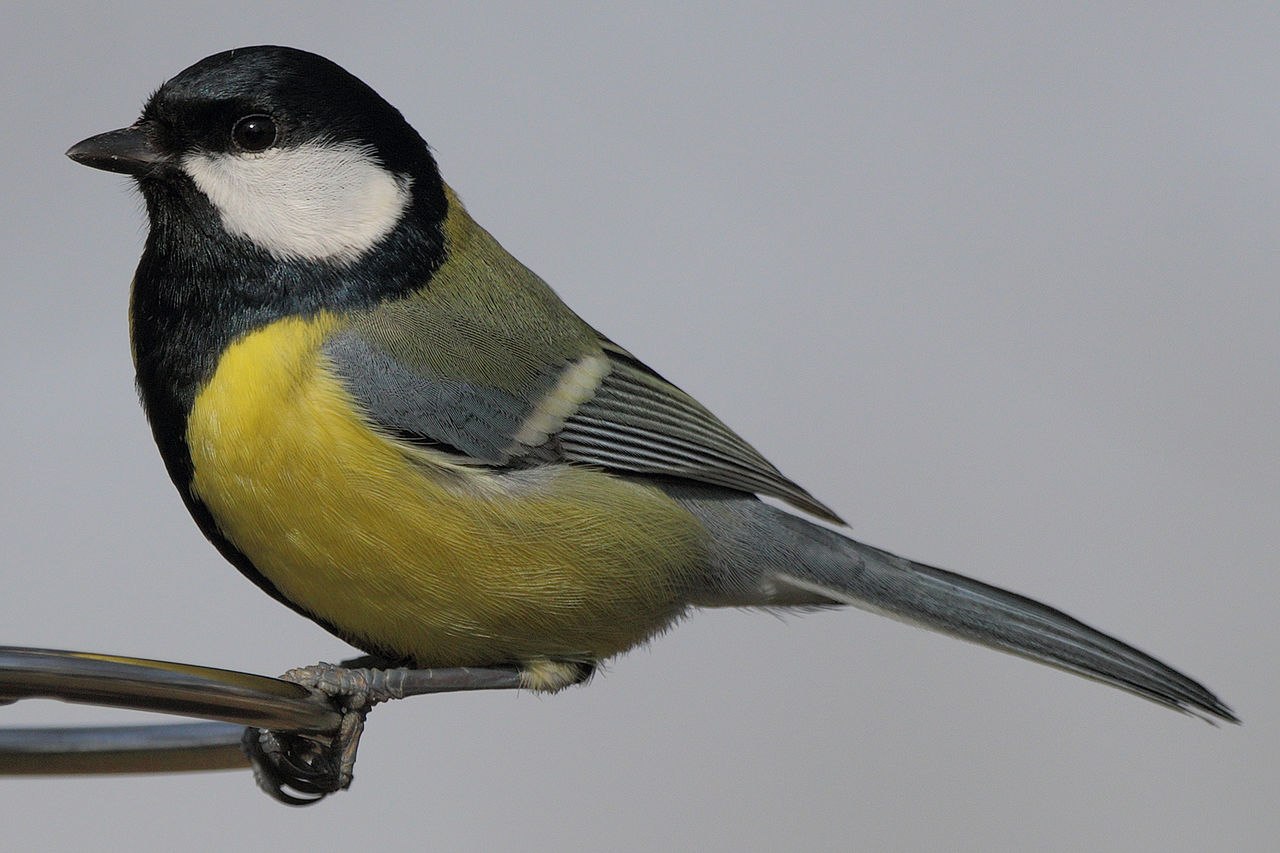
xmin=66 ymin=125 xmax=169 ymax=176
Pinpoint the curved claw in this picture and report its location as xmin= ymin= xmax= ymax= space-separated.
xmin=241 ymin=723 xmax=355 ymax=806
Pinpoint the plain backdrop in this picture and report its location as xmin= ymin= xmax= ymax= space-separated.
xmin=1 ymin=4 xmax=1274 ymax=851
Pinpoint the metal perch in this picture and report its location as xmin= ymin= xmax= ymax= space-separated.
xmin=0 ymin=646 xmax=526 ymax=803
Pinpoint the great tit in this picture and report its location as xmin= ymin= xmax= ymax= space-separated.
xmin=66 ymin=46 xmax=1234 ymax=721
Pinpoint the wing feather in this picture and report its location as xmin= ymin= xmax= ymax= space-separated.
xmin=322 ymin=194 xmax=840 ymax=521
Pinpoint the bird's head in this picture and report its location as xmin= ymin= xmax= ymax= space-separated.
xmin=67 ymin=45 xmax=447 ymax=268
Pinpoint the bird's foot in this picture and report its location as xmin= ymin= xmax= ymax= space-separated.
xmin=242 ymin=659 xmax=593 ymax=804
xmin=243 ymin=662 xmax=397 ymax=805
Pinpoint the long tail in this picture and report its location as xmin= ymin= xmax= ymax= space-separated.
xmin=669 ymin=486 xmax=1238 ymax=724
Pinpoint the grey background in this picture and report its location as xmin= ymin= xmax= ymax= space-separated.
xmin=1 ymin=3 xmax=1274 ymax=850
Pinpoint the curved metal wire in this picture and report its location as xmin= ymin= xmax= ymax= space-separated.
xmin=0 ymin=722 xmax=249 ymax=774
xmin=0 ymin=646 xmax=529 ymax=785
xmin=0 ymin=646 xmax=342 ymax=775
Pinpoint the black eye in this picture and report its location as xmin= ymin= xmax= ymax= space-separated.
xmin=231 ymin=114 xmax=277 ymax=152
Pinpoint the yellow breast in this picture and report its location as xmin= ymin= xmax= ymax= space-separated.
xmin=185 ymin=314 xmax=705 ymax=666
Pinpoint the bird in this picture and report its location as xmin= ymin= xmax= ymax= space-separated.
xmin=65 ymin=45 xmax=1235 ymax=767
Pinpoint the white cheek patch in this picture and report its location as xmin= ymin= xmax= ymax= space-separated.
xmin=182 ymin=141 xmax=413 ymax=264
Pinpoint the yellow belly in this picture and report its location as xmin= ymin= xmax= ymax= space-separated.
xmin=185 ymin=314 xmax=705 ymax=666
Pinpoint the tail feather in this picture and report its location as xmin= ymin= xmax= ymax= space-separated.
xmin=669 ymin=485 xmax=1237 ymax=724
xmin=773 ymin=560 xmax=1235 ymax=723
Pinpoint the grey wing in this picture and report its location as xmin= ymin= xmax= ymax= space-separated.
xmin=322 ymin=324 xmax=602 ymax=465
xmin=323 ymin=314 xmax=841 ymax=523
xmin=559 ymin=341 xmax=843 ymax=523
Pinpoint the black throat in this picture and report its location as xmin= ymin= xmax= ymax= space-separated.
xmin=129 ymin=172 xmax=447 ymax=492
